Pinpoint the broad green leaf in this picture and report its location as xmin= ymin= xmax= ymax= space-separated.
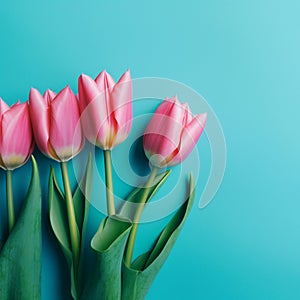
xmin=78 ymin=169 xmax=171 ymax=300
xmin=81 ymin=216 xmax=132 ymax=300
xmin=0 ymin=156 xmax=42 ymax=300
xmin=49 ymin=155 xmax=93 ymax=300
xmin=118 ymin=170 xmax=171 ymax=221
xmin=121 ymin=174 xmax=195 ymax=300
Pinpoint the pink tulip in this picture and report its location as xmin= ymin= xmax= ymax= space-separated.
xmin=78 ymin=69 xmax=132 ymax=149
xmin=29 ymin=86 xmax=84 ymax=162
xmin=143 ymin=96 xmax=207 ymax=168
xmin=0 ymin=98 xmax=34 ymax=170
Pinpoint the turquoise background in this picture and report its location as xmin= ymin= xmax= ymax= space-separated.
xmin=1 ymin=0 xmax=300 ymax=299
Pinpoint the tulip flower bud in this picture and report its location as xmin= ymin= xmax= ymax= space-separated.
xmin=143 ymin=96 xmax=206 ymax=168
xmin=0 ymin=98 xmax=34 ymax=170
xmin=29 ymin=86 xmax=84 ymax=161
xmin=78 ymin=69 xmax=132 ymax=150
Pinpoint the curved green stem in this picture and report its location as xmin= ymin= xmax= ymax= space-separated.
xmin=124 ymin=167 xmax=158 ymax=266
xmin=104 ymin=150 xmax=115 ymax=216
xmin=6 ymin=170 xmax=15 ymax=233
xmin=61 ymin=162 xmax=80 ymax=280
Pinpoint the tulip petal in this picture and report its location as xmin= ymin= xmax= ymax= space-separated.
xmin=111 ymin=70 xmax=132 ymax=147
xmin=182 ymin=103 xmax=193 ymax=126
xmin=95 ymin=70 xmax=115 ymax=92
xmin=0 ymin=103 xmax=33 ymax=169
xmin=44 ymin=89 xmax=56 ymax=103
xmin=170 ymin=113 xmax=207 ymax=165
xmin=154 ymin=97 xmax=175 ymax=115
xmin=0 ymin=98 xmax=9 ymax=117
xmin=29 ymin=87 xmax=50 ymax=156
xmin=78 ymin=74 xmax=100 ymax=109
xmin=95 ymin=71 xmax=116 ymax=126
xmin=144 ymin=97 xmax=185 ymax=160
xmin=50 ymin=86 xmax=83 ymax=161
xmin=0 ymin=98 xmax=10 ymax=164
xmin=79 ymin=91 xmax=111 ymax=148
xmin=96 ymin=71 xmax=116 ymax=127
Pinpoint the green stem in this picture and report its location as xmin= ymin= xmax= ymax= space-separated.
xmin=61 ymin=162 xmax=80 ymax=280
xmin=104 ymin=150 xmax=115 ymax=216
xmin=124 ymin=167 xmax=158 ymax=266
xmin=6 ymin=170 xmax=15 ymax=233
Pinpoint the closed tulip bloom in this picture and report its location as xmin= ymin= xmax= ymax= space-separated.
xmin=29 ymin=86 xmax=84 ymax=161
xmin=144 ymin=96 xmax=207 ymax=168
xmin=0 ymin=99 xmax=34 ymax=170
xmin=78 ymin=69 xmax=132 ymax=149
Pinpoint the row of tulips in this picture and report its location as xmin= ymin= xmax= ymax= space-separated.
xmin=0 ymin=70 xmax=132 ymax=170
xmin=0 ymin=69 xmax=206 ymax=300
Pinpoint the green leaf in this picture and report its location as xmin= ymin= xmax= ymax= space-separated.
xmin=49 ymin=155 xmax=93 ymax=300
xmin=118 ymin=170 xmax=171 ymax=221
xmin=49 ymin=166 xmax=77 ymax=299
xmin=49 ymin=167 xmax=72 ymax=266
xmin=81 ymin=216 xmax=132 ymax=300
xmin=121 ymin=174 xmax=195 ymax=300
xmin=0 ymin=156 xmax=42 ymax=300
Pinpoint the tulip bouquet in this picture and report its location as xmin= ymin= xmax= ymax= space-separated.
xmin=0 ymin=69 xmax=206 ymax=300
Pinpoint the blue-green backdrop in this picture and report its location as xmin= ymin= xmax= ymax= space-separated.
xmin=1 ymin=0 xmax=300 ymax=299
